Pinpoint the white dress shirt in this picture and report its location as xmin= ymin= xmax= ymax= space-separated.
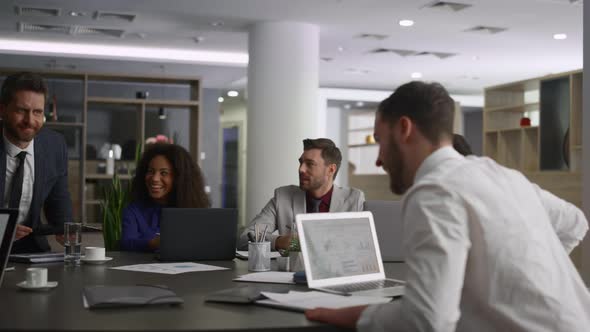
xmin=3 ymin=135 xmax=34 ymax=225
xmin=358 ymin=146 xmax=590 ymax=332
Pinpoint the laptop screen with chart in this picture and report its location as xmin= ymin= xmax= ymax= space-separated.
xmin=297 ymin=211 xmax=404 ymax=297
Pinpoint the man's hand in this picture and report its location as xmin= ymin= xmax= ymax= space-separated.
xmin=14 ymin=225 xmax=32 ymax=240
xmin=148 ymin=235 xmax=160 ymax=250
xmin=305 ymin=305 xmax=368 ymax=329
xmin=275 ymin=234 xmax=292 ymax=250
xmin=55 ymin=234 xmax=65 ymax=246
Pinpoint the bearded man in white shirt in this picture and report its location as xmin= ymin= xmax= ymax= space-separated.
xmin=306 ymin=81 xmax=590 ymax=331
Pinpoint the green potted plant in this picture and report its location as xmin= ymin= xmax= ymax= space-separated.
xmin=100 ymin=143 xmax=141 ymax=251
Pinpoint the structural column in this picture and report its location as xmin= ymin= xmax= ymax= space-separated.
xmin=247 ymin=22 xmax=319 ymax=222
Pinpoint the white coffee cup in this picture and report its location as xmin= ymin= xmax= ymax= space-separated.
xmin=84 ymin=247 xmax=106 ymax=260
xmin=26 ymin=267 xmax=47 ymax=287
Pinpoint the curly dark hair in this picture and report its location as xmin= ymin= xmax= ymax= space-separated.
xmin=132 ymin=143 xmax=210 ymax=208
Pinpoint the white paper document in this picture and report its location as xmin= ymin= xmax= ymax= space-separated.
xmin=236 ymin=251 xmax=282 ymax=259
xmin=110 ymin=262 xmax=228 ymax=274
xmin=234 ymin=271 xmax=296 ymax=284
xmin=256 ymin=291 xmax=391 ymax=312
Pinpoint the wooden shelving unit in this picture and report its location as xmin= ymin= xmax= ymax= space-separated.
xmin=0 ymin=69 xmax=201 ymax=224
xmin=483 ymin=69 xmax=582 ymax=204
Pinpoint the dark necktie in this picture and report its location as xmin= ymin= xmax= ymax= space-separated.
xmin=9 ymin=151 xmax=27 ymax=209
xmin=311 ymin=199 xmax=322 ymax=213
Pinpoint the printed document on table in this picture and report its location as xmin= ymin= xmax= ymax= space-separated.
xmin=256 ymin=291 xmax=391 ymax=312
xmin=234 ymin=271 xmax=296 ymax=284
xmin=110 ymin=262 xmax=228 ymax=274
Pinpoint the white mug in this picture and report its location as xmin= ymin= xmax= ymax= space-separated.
xmin=85 ymin=247 xmax=106 ymax=260
xmin=26 ymin=267 xmax=47 ymax=287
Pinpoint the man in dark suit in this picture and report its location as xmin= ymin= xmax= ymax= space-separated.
xmin=0 ymin=72 xmax=72 ymax=253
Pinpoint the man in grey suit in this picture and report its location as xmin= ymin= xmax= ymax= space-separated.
xmin=238 ymin=138 xmax=365 ymax=250
xmin=0 ymin=72 xmax=73 ymax=253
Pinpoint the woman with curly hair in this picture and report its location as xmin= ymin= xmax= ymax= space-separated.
xmin=120 ymin=143 xmax=210 ymax=251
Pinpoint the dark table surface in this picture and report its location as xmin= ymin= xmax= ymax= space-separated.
xmin=0 ymin=251 xmax=405 ymax=331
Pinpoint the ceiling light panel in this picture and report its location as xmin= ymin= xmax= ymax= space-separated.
xmin=94 ymin=11 xmax=137 ymax=22
xmin=464 ymin=26 xmax=507 ymax=34
xmin=423 ymin=1 xmax=472 ymax=12
xmin=19 ymin=23 xmax=70 ymax=35
xmin=356 ymin=33 xmax=389 ymax=40
xmin=15 ymin=6 xmax=61 ymax=17
xmin=367 ymin=48 xmax=457 ymax=59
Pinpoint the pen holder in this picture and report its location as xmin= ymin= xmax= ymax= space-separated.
xmin=248 ymin=241 xmax=271 ymax=272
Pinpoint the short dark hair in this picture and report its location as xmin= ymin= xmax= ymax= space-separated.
xmin=0 ymin=72 xmax=48 ymax=105
xmin=303 ymin=138 xmax=342 ymax=179
xmin=377 ymin=81 xmax=455 ymax=144
xmin=453 ymin=134 xmax=473 ymax=156
xmin=132 ymin=143 xmax=210 ymax=208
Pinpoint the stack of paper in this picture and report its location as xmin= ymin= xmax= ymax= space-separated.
xmin=256 ymin=291 xmax=391 ymax=312
xmin=110 ymin=262 xmax=228 ymax=274
xmin=234 ymin=271 xmax=296 ymax=284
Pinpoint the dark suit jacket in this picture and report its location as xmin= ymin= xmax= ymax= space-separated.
xmin=1 ymin=127 xmax=73 ymax=253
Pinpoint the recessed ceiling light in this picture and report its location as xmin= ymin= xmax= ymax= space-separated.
xmin=227 ymin=90 xmax=239 ymax=97
xmin=69 ymin=11 xmax=86 ymax=17
xmin=218 ymin=97 xmax=224 ymax=103
xmin=210 ymin=21 xmax=224 ymax=27
xmin=411 ymin=72 xmax=423 ymax=79
xmin=553 ymin=33 xmax=567 ymax=40
xmin=337 ymin=46 xmax=345 ymax=52
xmin=399 ymin=19 xmax=414 ymax=27
xmin=343 ymin=104 xmax=351 ymax=110
xmin=356 ymin=101 xmax=364 ymax=107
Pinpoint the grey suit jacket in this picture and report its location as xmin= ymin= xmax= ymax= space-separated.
xmin=237 ymin=185 xmax=365 ymax=250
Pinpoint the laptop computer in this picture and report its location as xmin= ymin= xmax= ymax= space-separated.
xmin=0 ymin=209 xmax=18 ymax=287
xmin=296 ymin=211 xmax=404 ymax=297
xmin=158 ymin=208 xmax=238 ymax=261
xmin=364 ymin=200 xmax=404 ymax=262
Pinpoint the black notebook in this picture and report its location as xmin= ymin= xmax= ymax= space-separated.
xmin=83 ymin=285 xmax=183 ymax=309
xmin=9 ymin=252 xmax=64 ymax=263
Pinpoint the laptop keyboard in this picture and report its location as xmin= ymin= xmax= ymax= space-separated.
xmin=323 ymin=279 xmax=402 ymax=293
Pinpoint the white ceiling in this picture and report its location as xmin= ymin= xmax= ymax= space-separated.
xmin=0 ymin=0 xmax=583 ymax=94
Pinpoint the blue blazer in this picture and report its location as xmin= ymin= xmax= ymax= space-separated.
xmin=120 ymin=201 xmax=162 ymax=252
xmin=2 ymin=127 xmax=73 ymax=253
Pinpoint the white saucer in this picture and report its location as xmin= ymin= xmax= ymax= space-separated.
xmin=16 ymin=281 xmax=58 ymax=291
xmin=80 ymin=256 xmax=113 ymax=265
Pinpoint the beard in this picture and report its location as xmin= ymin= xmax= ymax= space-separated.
xmin=299 ymin=177 xmax=323 ymax=192
xmin=5 ymin=122 xmax=39 ymax=143
xmin=384 ymin=138 xmax=410 ymax=195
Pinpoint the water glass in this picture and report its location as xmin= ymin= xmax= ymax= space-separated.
xmin=64 ymin=222 xmax=82 ymax=266
xmin=248 ymin=241 xmax=271 ymax=272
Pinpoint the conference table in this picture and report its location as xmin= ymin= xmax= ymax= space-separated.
xmin=0 ymin=252 xmax=406 ymax=331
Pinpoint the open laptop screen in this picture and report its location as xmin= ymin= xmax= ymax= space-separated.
xmin=0 ymin=209 xmax=17 ymax=287
xmin=297 ymin=212 xmax=385 ymax=285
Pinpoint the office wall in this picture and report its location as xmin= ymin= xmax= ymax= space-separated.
xmin=581 ymin=2 xmax=589 ymax=285
xmin=463 ymin=108 xmax=483 ymax=156
xmin=219 ymin=97 xmax=248 ymax=227
xmin=201 ymin=89 xmax=222 ymax=208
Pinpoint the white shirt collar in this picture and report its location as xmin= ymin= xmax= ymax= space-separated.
xmin=414 ymin=145 xmax=462 ymax=183
xmin=3 ymin=132 xmax=34 ymax=158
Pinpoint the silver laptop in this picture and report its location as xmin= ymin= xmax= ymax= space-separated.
xmin=364 ymin=200 xmax=404 ymax=262
xmin=0 ymin=209 xmax=18 ymax=287
xmin=296 ymin=211 xmax=404 ymax=297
